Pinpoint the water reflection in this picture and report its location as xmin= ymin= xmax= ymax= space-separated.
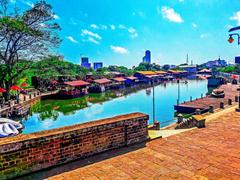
xmin=22 ymin=80 xmax=208 ymax=134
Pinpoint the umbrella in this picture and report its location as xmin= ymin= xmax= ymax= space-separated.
xmin=231 ymin=75 xmax=238 ymax=79
xmin=20 ymin=82 xmax=28 ymax=87
xmin=0 ymin=88 xmax=6 ymax=93
xmin=10 ymin=85 xmax=23 ymax=91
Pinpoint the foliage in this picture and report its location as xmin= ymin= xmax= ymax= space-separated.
xmin=0 ymin=0 xmax=61 ymax=98
xmin=217 ymin=65 xmax=240 ymax=74
xmin=134 ymin=62 xmax=161 ymax=71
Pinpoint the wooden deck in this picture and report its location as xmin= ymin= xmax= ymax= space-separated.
xmin=174 ymin=84 xmax=239 ymax=114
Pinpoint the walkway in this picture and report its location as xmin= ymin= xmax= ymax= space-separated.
xmin=31 ymin=106 xmax=240 ymax=179
xmin=175 ymin=83 xmax=239 ymax=113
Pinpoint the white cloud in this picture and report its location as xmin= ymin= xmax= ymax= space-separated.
xmin=52 ymin=14 xmax=60 ymax=20
xmin=10 ymin=0 xmax=16 ymax=3
xmin=192 ymin=23 xmax=197 ymax=28
xmin=230 ymin=11 xmax=240 ymax=25
xmin=128 ymin=27 xmax=138 ymax=38
xmin=159 ymin=6 xmax=183 ymax=23
xmin=81 ymin=29 xmax=102 ymax=40
xmin=119 ymin=24 xmax=127 ymax=29
xmin=90 ymin=24 xmax=99 ymax=29
xmin=88 ymin=37 xmax=99 ymax=44
xmin=110 ymin=45 xmax=129 ymax=54
xmin=110 ymin=25 xmax=116 ymax=30
xmin=66 ymin=36 xmax=78 ymax=44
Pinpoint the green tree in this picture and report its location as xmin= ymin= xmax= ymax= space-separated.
xmin=0 ymin=0 xmax=61 ymax=98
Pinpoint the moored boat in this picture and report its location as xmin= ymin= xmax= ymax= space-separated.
xmin=211 ymin=89 xmax=225 ymax=98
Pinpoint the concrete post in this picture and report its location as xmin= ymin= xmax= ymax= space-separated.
xmin=195 ymin=109 xmax=201 ymax=115
xmin=177 ymin=114 xmax=183 ymax=124
xmin=228 ymin=99 xmax=232 ymax=105
xmin=209 ymin=106 xmax=214 ymax=113
xmin=235 ymin=96 xmax=238 ymax=102
xmin=220 ymin=102 xmax=224 ymax=109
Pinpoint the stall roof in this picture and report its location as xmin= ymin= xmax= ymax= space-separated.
xmin=93 ymin=78 xmax=112 ymax=84
xmin=126 ymin=76 xmax=138 ymax=80
xmin=113 ymin=77 xmax=126 ymax=82
xmin=136 ymin=71 xmax=157 ymax=75
xmin=64 ymin=80 xmax=90 ymax=87
xmin=198 ymin=69 xmax=211 ymax=73
xmin=155 ymin=71 xmax=167 ymax=75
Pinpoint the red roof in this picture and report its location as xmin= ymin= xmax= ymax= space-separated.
xmin=93 ymin=78 xmax=112 ymax=84
xmin=126 ymin=76 xmax=137 ymax=80
xmin=64 ymin=80 xmax=90 ymax=87
xmin=113 ymin=77 xmax=126 ymax=82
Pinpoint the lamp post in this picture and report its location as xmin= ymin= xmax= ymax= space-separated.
xmin=228 ymin=26 xmax=240 ymax=45
xmin=151 ymin=79 xmax=160 ymax=130
xmin=228 ymin=26 xmax=240 ymax=112
xmin=236 ymin=86 xmax=240 ymax=112
xmin=177 ymin=79 xmax=180 ymax=105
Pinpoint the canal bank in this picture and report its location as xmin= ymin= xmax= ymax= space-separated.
xmin=21 ymin=80 xmax=208 ymax=134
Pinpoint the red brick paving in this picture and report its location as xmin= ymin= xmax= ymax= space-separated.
xmin=49 ymin=110 xmax=240 ymax=179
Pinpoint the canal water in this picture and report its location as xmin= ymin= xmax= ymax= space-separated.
xmin=21 ymin=80 xmax=208 ymax=134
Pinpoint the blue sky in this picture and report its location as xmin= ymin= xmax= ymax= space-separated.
xmin=11 ymin=0 xmax=240 ymax=67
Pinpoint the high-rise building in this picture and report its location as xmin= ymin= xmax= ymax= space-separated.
xmin=235 ymin=56 xmax=240 ymax=64
xmin=93 ymin=62 xmax=103 ymax=70
xmin=81 ymin=57 xmax=91 ymax=69
xmin=142 ymin=50 xmax=151 ymax=63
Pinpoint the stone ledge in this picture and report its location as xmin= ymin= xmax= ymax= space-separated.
xmin=0 ymin=112 xmax=148 ymax=146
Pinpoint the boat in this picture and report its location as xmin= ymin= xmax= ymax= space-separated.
xmin=0 ymin=118 xmax=24 ymax=131
xmin=146 ymin=88 xmax=151 ymax=95
xmin=211 ymin=89 xmax=225 ymax=98
xmin=0 ymin=123 xmax=19 ymax=138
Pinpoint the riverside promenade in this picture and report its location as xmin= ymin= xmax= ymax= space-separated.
xmin=175 ymin=84 xmax=239 ymax=114
xmin=28 ymin=105 xmax=240 ymax=179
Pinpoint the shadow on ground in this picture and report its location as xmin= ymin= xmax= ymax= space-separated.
xmin=16 ymin=142 xmax=147 ymax=180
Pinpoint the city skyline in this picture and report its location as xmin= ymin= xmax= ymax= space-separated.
xmin=11 ymin=0 xmax=240 ymax=67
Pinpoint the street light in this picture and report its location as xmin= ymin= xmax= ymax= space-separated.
xmin=228 ymin=33 xmax=240 ymax=45
xmin=177 ymin=79 xmax=180 ymax=105
xmin=236 ymin=86 xmax=240 ymax=112
xmin=228 ymin=26 xmax=240 ymax=45
xmin=151 ymin=79 xmax=160 ymax=130
xmin=228 ymin=26 xmax=240 ymax=112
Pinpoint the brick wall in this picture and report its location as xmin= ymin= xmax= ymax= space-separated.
xmin=0 ymin=113 xmax=148 ymax=179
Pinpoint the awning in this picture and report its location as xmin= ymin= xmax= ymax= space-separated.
xmin=64 ymin=80 xmax=90 ymax=87
xmin=113 ymin=77 xmax=126 ymax=82
xmin=93 ymin=78 xmax=112 ymax=84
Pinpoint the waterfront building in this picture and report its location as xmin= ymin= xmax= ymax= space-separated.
xmin=59 ymin=80 xmax=90 ymax=99
xmin=142 ymin=50 xmax=151 ymax=63
xmin=202 ymin=57 xmax=227 ymax=68
xmin=134 ymin=71 xmax=159 ymax=83
xmin=179 ymin=64 xmax=197 ymax=74
xmin=125 ymin=76 xmax=138 ymax=86
xmin=93 ymin=62 xmax=103 ymax=71
xmin=112 ymin=77 xmax=127 ymax=89
xmin=90 ymin=78 xmax=112 ymax=92
xmin=81 ymin=57 xmax=91 ymax=69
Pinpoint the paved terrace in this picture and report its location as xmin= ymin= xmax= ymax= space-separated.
xmin=175 ymin=84 xmax=239 ymax=112
xmin=24 ymin=106 xmax=240 ymax=179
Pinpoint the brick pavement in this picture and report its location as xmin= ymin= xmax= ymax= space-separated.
xmin=46 ymin=110 xmax=240 ymax=179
